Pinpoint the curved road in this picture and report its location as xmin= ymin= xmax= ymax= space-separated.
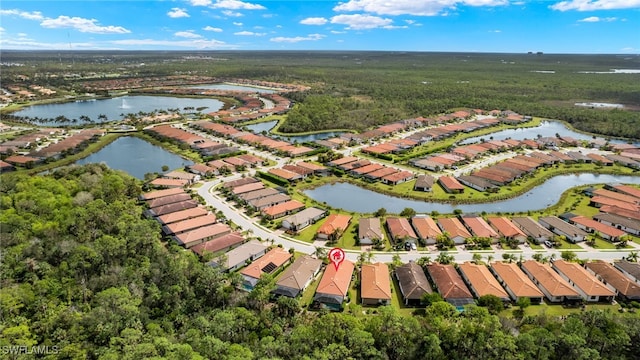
xmin=198 ymin=178 xmax=636 ymax=264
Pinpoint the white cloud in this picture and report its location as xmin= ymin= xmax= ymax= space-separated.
xmin=233 ymin=22 xmax=243 ymax=26
xmin=175 ymin=30 xmax=203 ymax=38
xmin=330 ymin=14 xmax=393 ymax=29
xmin=270 ymin=33 xmax=325 ymax=43
xmin=40 ymin=16 xmax=131 ymax=34
xmin=211 ymin=0 xmax=266 ymax=10
xmin=0 ymin=27 xmax=5 ymax=33
xmin=222 ymin=10 xmax=244 ymax=17
xmin=234 ymin=31 xmax=266 ymax=36
xmin=333 ymin=0 xmax=507 ymax=16
xmin=0 ymin=38 xmax=101 ymax=50
xmin=405 ymin=19 xmax=416 ymax=24
xmin=203 ymin=26 xmax=223 ymax=32
xmin=167 ymin=8 xmax=190 ymax=18
xmin=300 ymin=17 xmax=328 ymax=25
xmin=331 ymin=30 xmax=347 ymax=34
xmin=0 ymin=9 xmax=44 ymax=20
xmin=578 ymin=16 xmax=617 ymax=21
xmin=190 ymin=0 xmax=212 ymax=5
xmin=488 ymin=29 xmax=502 ymax=32
xmin=551 ymin=0 xmax=640 ymax=11
xmin=111 ymin=38 xmax=229 ymax=49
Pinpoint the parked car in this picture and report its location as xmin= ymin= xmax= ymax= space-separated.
xmin=410 ymin=243 xmax=417 ymax=251
xmin=544 ymin=240 xmax=553 ymax=248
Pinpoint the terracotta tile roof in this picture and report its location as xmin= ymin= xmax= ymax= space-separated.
xmin=586 ymin=261 xmax=640 ymax=299
xmin=146 ymin=193 xmax=193 ymax=208
xmin=599 ymin=205 xmax=640 ymax=221
xmin=611 ymin=185 xmax=640 ymax=200
xmin=590 ymin=196 xmax=640 ymax=212
xmin=149 ymin=178 xmax=189 ymax=188
xmin=386 ymin=217 xmax=418 ymax=240
xmin=426 ymin=263 xmax=473 ymax=300
xmin=328 ymin=156 xmax=358 ymax=166
xmin=139 ymin=187 xmax=185 ymax=201
xmin=366 ymin=167 xmax=399 ymax=179
xmin=437 ymin=217 xmax=472 ymax=238
xmin=221 ymin=177 xmax=259 ymax=189
xmin=487 ymin=217 xmax=526 ymax=238
xmin=232 ymin=182 xmax=265 ymax=195
xmin=296 ymin=161 xmax=327 ymax=172
xmin=552 ymin=260 xmax=615 ymax=297
xmin=461 ymin=216 xmax=499 ymax=238
xmin=438 ymin=176 xmax=465 ymax=191
xmin=490 ymin=262 xmax=543 ymax=298
xmin=317 ymin=214 xmax=352 ymax=236
xmin=190 ymin=232 xmax=245 ymax=256
xmin=593 ymin=188 xmax=640 ymax=205
xmin=382 ymin=170 xmax=413 ymax=183
xmin=163 ymin=214 xmax=217 ymax=235
xmin=315 ymin=259 xmax=355 ymax=297
xmin=458 ymin=262 xmax=509 ymax=299
xmin=149 ymin=200 xmax=198 ymax=216
xmin=361 ymin=262 xmax=392 ymax=301
xmin=570 ymin=216 xmax=627 ymax=238
xmin=174 ymin=223 xmax=232 ymax=248
xmin=241 ymin=247 xmax=292 ymax=279
xmin=411 ymin=216 xmax=442 ymax=239
xmin=511 ymin=216 xmax=554 ymax=239
xmin=262 ymin=200 xmax=305 ymax=217
xmin=268 ymin=167 xmax=301 ymax=180
xmin=521 ymin=260 xmax=580 ymax=298
xmin=157 ymin=206 xmax=209 ymax=225
xmin=395 ymin=262 xmax=432 ymax=300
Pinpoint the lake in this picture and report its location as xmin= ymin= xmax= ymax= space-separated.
xmin=186 ymin=84 xmax=277 ymax=93
xmin=459 ymin=121 xmax=596 ymax=145
xmin=303 ymin=174 xmax=640 ymax=214
xmin=243 ymin=120 xmax=344 ymax=142
xmin=13 ymin=95 xmax=224 ymax=126
xmin=75 ymin=136 xmax=193 ymax=179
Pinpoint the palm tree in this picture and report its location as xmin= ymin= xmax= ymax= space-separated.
xmin=472 ymin=252 xmax=483 ymax=265
xmin=627 ymin=251 xmax=638 ymax=262
xmin=313 ymin=246 xmax=327 ymax=261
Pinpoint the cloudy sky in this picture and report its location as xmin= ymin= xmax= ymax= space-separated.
xmin=1 ymin=0 xmax=638 ymax=53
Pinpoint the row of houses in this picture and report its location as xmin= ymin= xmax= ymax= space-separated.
xmin=360 ymin=258 xmax=640 ymax=309
xmin=3 ymin=129 xmax=105 ymax=167
xmin=139 ymin=187 xmax=248 ymax=257
xmin=581 ymin=184 xmax=640 ymax=238
xmin=145 ymin=124 xmax=241 ymax=158
xmin=191 ymin=120 xmax=316 ymax=157
xmin=326 ymin=156 xmax=415 ymax=185
xmin=266 ymin=161 xmax=330 ymax=182
xmin=211 ymin=93 xmax=292 ymax=123
xmin=185 ymin=153 xmax=267 ymax=178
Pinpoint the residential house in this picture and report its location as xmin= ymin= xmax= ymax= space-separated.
xmin=538 ymin=216 xmax=588 ymax=243
xmin=297 ymin=161 xmax=330 ymax=176
xmin=157 ymin=207 xmax=209 ymax=225
xmin=268 ymin=168 xmax=303 ymax=182
xmin=511 ymin=217 xmax=554 ymax=244
xmin=147 ymin=200 xmax=198 ymax=217
xmin=273 ymin=256 xmax=323 ymax=298
xmin=426 ymin=263 xmax=475 ymax=307
xmin=241 ymin=247 xmax=293 ymax=291
xmin=248 ymin=193 xmax=291 ymax=210
xmin=487 ymin=217 xmax=527 ymax=243
xmin=414 ymin=174 xmax=435 ymax=192
xmin=146 ymin=193 xmax=193 ymax=209
xmin=568 ymin=216 xmax=627 ymax=241
xmin=173 ymin=223 xmax=232 ymax=248
xmin=239 ymin=188 xmax=281 ymax=203
xmin=317 ymin=214 xmax=352 ymax=240
xmin=361 ymin=262 xmax=392 ymax=306
xmin=139 ymin=187 xmax=185 ymax=201
xmin=189 ymin=232 xmax=245 ymax=257
xmin=438 ymin=176 xmax=465 ymax=193
xmin=437 ymin=217 xmax=472 ymax=244
xmin=520 ymin=260 xmax=582 ymax=304
xmin=262 ymin=200 xmax=305 ymax=219
xmin=395 ymin=261 xmax=433 ymax=306
xmin=490 ymin=262 xmax=544 ymax=303
xmin=358 ymin=218 xmax=384 ymax=245
xmin=381 ymin=171 xmax=414 ymax=185
xmin=281 ymin=207 xmax=327 ymax=232
xmin=458 ymin=262 xmax=510 ymax=301
xmin=411 ymin=216 xmax=442 ymax=245
xmin=585 ymin=261 xmax=640 ymax=301
xmin=551 ymin=260 xmax=615 ymax=302
xmin=313 ymin=259 xmax=355 ymax=311
xmin=232 ymin=182 xmax=265 ymax=196
xmin=210 ymin=240 xmax=268 ymax=272
xmin=386 ymin=217 xmax=419 ymax=244
xmin=461 ymin=216 xmax=500 ymax=243
xmin=457 ymin=175 xmax=498 ymax=192
xmin=593 ymin=213 xmax=640 ymax=236
xmin=614 ymin=260 xmax=640 ymax=283
xmin=162 ymin=214 xmax=217 ymax=235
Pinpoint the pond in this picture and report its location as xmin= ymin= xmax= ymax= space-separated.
xmin=13 ymin=95 xmax=224 ymax=126
xmin=459 ymin=121 xmax=595 ymax=145
xmin=75 ymin=136 xmax=193 ymax=180
xmin=303 ymin=174 xmax=640 ymax=214
xmin=186 ymin=83 xmax=277 ymax=93
xmin=243 ymin=120 xmax=344 ymax=142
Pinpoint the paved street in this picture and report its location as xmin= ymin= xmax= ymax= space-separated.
xmin=198 ymin=179 xmax=636 ymax=264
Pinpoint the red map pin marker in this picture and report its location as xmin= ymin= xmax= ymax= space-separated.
xmin=328 ymin=247 xmax=345 ymax=271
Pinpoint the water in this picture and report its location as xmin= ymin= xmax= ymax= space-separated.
xmin=243 ymin=120 xmax=344 ymax=142
xmin=303 ymin=174 xmax=640 ymax=214
xmin=75 ymin=136 xmax=193 ymax=179
xmin=460 ymin=121 xmax=598 ymax=145
xmin=13 ymin=95 xmax=224 ymax=126
xmin=186 ymin=84 xmax=276 ymax=93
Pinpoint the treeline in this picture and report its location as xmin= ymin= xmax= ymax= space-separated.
xmin=1 ymin=165 xmax=640 ymax=359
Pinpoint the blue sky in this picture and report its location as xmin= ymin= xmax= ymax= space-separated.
xmin=1 ymin=0 xmax=638 ymax=53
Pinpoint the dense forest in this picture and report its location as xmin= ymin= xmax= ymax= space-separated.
xmin=1 ymin=164 xmax=640 ymax=359
xmin=2 ymin=51 xmax=639 ymax=139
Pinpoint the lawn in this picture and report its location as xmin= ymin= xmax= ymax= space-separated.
xmin=299 ymin=269 xmax=323 ymax=308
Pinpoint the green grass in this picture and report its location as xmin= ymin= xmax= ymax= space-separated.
xmin=299 ymin=270 xmax=323 ymax=307
xmin=554 ymin=239 xmax=585 ymax=250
